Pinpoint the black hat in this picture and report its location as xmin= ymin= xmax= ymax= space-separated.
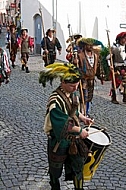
xmin=46 ymin=28 xmax=55 ymax=36
xmin=66 ymin=34 xmax=82 ymax=43
xmin=73 ymin=34 xmax=82 ymax=40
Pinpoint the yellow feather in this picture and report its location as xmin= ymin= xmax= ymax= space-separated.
xmin=39 ymin=62 xmax=81 ymax=87
xmin=46 ymin=62 xmax=64 ymax=69
xmin=48 ymin=65 xmax=69 ymax=76
xmin=63 ymin=73 xmax=79 ymax=80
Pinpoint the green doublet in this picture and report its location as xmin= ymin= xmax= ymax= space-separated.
xmin=44 ymin=87 xmax=85 ymax=182
xmin=50 ymin=103 xmax=71 ymax=148
xmin=44 ymin=90 xmax=72 ymax=148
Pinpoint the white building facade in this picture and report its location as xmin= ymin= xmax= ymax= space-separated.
xmin=2 ymin=0 xmax=126 ymax=61
xmin=0 ymin=0 xmax=7 ymax=24
xmin=21 ymin=0 xmax=66 ymax=61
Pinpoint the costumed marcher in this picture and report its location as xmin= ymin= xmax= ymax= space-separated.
xmin=39 ymin=63 xmax=94 ymax=190
xmin=6 ymin=24 xmax=19 ymax=68
xmin=0 ymin=47 xmax=11 ymax=86
xmin=41 ymin=28 xmax=62 ymax=66
xmin=66 ymin=34 xmax=82 ymax=63
xmin=106 ymin=32 xmax=126 ymax=103
xmin=76 ymin=38 xmax=104 ymax=116
xmin=18 ymin=28 xmax=33 ymax=73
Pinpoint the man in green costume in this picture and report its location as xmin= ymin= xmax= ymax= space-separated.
xmin=39 ymin=63 xmax=93 ymax=190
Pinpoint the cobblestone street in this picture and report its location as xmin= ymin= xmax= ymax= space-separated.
xmin=0 ymin=29 xmax=126 ymax=190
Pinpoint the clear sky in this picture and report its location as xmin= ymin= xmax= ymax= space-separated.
xmin=40 ymin=0 xmax=122 ymax=45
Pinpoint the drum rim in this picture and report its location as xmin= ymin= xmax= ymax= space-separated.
xmin=84 ymin=125 xmax=112 ymax=147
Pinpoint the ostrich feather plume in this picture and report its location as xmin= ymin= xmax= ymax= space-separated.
xmin=39 ymin=62 xmax=81 ymax=87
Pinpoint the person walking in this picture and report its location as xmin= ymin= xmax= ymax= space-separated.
xmin=106 ymin=32 xmax=126 ymax=103
xmin=41 ymin=28 xmax=62 ymax=66
xmin=39 ymin=62 xmax=93 ymax=190
xmin=66 ymin=33 xmax=82 ymax=63
xmin=76 ymin=38 xmax=103 ymax=116
xmin=6 ymin=24 xmax=19 ymax=68
xmin=19 ymin=28 xmax=33 ymax=73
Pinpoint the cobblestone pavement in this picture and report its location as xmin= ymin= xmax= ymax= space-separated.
xmin=0 ymin=29 xmax=126 ymax=190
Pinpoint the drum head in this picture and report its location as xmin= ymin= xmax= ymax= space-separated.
xmin=86 ymin=126 xmax=111 ymax=146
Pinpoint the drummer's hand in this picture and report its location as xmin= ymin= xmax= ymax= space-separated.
xmin=83 ymin=116 xmax=94 ymax=125
xmin=80 ymin=129 xmax=89 ymax=139
xmin=79 ymin=112 xmax=94 ymax=125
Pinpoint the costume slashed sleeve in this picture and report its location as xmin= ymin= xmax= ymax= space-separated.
xmin=50 ymin=103 xmax=69 ymax=141
xmin=41 ymin=38 xmax=45 ymax=49
xmin=55 ymin=38 xmax=62 ymax=51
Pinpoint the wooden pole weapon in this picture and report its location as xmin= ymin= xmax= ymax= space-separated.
xmin=67 ymin=21 xmax=86 ymax=116
xmin=106 ymin=20 xmax=116 ymax=93
xmin=75 ymin=54 xmax=86 ymax=116
xmin=39 ymin=5 xmax=49 ymax=65
xmin=52 ymin=0 xmax=56 ymax=43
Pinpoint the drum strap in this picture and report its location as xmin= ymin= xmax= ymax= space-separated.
xmin=56 ymin=87 xmax=80 ymax=127
xmin=52 ymin=87 xmax=81 ymax=153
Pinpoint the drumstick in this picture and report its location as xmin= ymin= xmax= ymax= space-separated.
xmin=86 ymin=119 xmax=94 ymax=131
xmin=89 ymin=119 xmax=94 ymax=128
xmin=88 ymin=127 xmax=107 ymax=135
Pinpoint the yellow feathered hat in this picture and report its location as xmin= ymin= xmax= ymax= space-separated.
xmin=39 ymin=62 xmax=81 ymax=87
xmin=77 ymin=38 xmax=104 ymax=49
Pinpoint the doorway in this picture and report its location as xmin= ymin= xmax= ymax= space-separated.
xmin=34 ymin=14 xmax=42 ymax=54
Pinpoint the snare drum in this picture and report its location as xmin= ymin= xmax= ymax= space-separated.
xmin=83 ymin=125 xmax=111 ymax=181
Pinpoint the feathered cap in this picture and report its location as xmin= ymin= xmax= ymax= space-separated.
xmin=39 ymin=62 xmax=81 ymax=87
xmin=77 ymin=38 xmax=104 ymax=49
xmin=116 ymin=32 xmax=126 ymax=42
